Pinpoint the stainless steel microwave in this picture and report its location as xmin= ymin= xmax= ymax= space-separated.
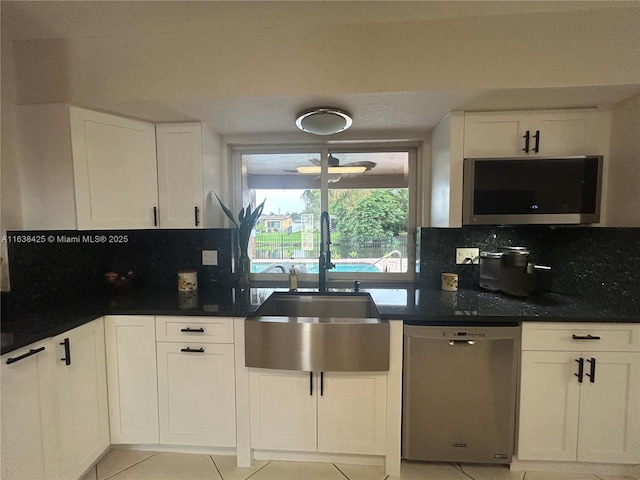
xmin=463 ymin=155 xmax=603 ymax=225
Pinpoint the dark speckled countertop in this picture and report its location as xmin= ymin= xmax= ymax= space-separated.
xmin=2 ymin=284 xmax=637 ymax=355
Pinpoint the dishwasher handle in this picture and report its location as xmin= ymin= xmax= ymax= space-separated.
xmin=448 ymin=340 xmax=476 ymax=346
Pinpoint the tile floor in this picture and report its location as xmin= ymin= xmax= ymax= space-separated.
xmin=80 ymin=450 xmax=637 ymax=480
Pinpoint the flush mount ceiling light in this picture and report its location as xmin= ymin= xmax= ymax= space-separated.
xmin=295 ymin=108 xmax=353 ymax=135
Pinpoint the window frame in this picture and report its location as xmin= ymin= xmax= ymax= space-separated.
xmin=231 ymin=142 xmax=419 ymax=285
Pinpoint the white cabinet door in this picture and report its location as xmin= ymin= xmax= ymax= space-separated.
xmin=52 ymin=318 xmax=110 ymax=480
xmin=464 ymin=110 xmax=602 ymax=158
xmin=249 ymin=369 xmax=317 ymax=451
xmin=317 ymin=372 xmax=387 ymax=455
xmin=157 ymin=342 xmax=236 ymax=446
xmin=517 ymin=351 xmax=581 ymax=461
xmin=464 ymin=112 xmax=530 ymax=158
xmin=577 ymin=352 xmax=640 ymax=464
xmin=529 ymin=111 xmax=600 ymax=157
xmin=156 ymin=123 xmax=204 ymax=228
xmin=105 ymin=315 xmax=159 ymax=444
xmin=1 ymin=341 xmax=58 ymax=480
xmin=70 ymin=107 xmax=159 ymax=230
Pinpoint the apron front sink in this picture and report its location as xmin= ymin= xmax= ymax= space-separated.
xmin=245 ymin=292 xmax=389 ymax=372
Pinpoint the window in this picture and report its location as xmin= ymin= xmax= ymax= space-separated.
xmin=235 ymin=146 xmax=417 ymax=283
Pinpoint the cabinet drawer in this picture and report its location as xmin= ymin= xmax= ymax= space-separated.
xmin=522 ymin=322 xmax=640 ymax=352
xmin=155 ymin=316 xmax=233 ymax=344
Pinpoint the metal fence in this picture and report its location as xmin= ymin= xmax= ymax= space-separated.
xmin=253 ymin=234 xmax=408 ymax=261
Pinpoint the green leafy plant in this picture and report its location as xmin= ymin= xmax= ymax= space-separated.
xmin=216 ymin=194 xmax=266 ymax=287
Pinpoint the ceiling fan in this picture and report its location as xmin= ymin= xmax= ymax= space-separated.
xmin=294 ymin=154 xmax=376 ymax=174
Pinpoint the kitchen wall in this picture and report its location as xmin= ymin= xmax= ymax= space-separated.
xmin=3 ymin=4 xmax=639 ymax=289
xmin=1 ymin=15 xmax=23 ymax=290
xmin=606 ymin=94 xmax=640 ymax=226
xmin=8 ymin=8 xmax=639 ymax=111
xmin=6 ymin=229 xmax=235 ymax=302
xmin=420 ymin=226 xmax=640 ymax=312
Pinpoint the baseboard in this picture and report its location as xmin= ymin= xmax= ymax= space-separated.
xmin=252 ymin=449 xmax=384 ymax=466
xmin=511 ymin=456 xmax=639 ymax=479
xmin=110 ymin=444 xmax=237 ymax=457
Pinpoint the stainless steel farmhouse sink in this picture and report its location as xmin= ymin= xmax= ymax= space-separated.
xmin=245 ymin=292 xmax=389 ymax=372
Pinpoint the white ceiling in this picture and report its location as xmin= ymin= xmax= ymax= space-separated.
xmin=3 ymin=1 xmax=639 ymax=137
xmin=4 ymin=1 xmax=632 ymax=41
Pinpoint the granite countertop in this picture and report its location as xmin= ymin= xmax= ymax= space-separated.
xmin=2 ymin=284 xmax=638 ymax=355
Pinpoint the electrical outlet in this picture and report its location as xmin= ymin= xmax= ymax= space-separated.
xmin=202 ymin=250 xmax=218 ymax=266
xmin=456 ymin=247 xmax=479 ymax=265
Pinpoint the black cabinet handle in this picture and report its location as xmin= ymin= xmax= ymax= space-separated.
xmin=153 ymin=207 xmax=158 ymax=227
xmin=309 ymin=372 xmax=313 ymax=396
xmin=522 ymin=130 xmax=530 ymax=153
xmin=6 ymin=346 xmax=45 ymax=365
xmin=195 ymin=206 xmax=200 ymax=226
xmin=180 ymin=327 xmax=205 ymax=333
xmin=586 ymin=357 xmax=596 ymax=383
xmin=572 ymin=334 xmax=601 ymax=340
xmin=60 ymin=338 xmax=71 ymax=365
xmin=574 ymin=358 xmax=584 ymax=383
xmin=180 ymin=347 xmax=204 ymax=353
xmin=532 ymin=130 xmax=540 ymax=153
xmin=320 ymin=371 xmax=324 ymax=396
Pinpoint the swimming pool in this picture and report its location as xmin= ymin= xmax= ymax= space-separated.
xmin=252 ymin=262 xmax=380 ymax=273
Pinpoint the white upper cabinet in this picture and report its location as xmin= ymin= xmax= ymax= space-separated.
xmin=463 ymin=109 xmax=609 ymax=158
xmin=18 ymin=105 xmax=222 ymax=230
xmin=431 ymin=108 xmax=611 ymax=227
xmin=463 ymin=112 xmax=530 ymax=158
xmin=70 ymin=107 xmax=159 ymax=230
xmin=156 ymin=123 xmax=205 ymax=229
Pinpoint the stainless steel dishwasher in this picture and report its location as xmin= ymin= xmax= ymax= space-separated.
xmin=402 ymin=324 xmax=520 ymax=464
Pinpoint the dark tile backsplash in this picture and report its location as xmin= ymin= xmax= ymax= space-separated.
xmin=7 ymin=226 xmax=639 ymax=313
xmin=420 ymin=226 xmax=640 ymax=311
xmin=7 ymin=229 xmax=235 ymax=301
xmin=549 ymin=227 xmax=640 ymax=310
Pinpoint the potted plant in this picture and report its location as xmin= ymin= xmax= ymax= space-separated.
xmin=216 ymin=194 xmax=265 ymax=288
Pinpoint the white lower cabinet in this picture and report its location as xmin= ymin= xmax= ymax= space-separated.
xmin=1 ymin=340 xmax=58 ymax=480
xmin=156 ymin=342 xmax=236 ymax=446
xmin=51 ymin=318 xmax=110 ymax=480
xmin=1 ymin=318 xmax=109 ymax=480
xmin=518 ymin=322 xmax=640 ymax=464
xmin=575 ymin=351 xmax=639 ymax=463
xmin=155 ymin=316 xmax=236 ymax=447
xmin=105 ymin=315 xmax=159 ymax=443
xmin=249 ymin=369 xmax=387 ymax=455
xmin=249 ymin=370 xmax=317 ymax=451
xmin=317 ymin=371 xmax=387 ymax=455
xmin=104 ymin=316 xmax=237 ymax=449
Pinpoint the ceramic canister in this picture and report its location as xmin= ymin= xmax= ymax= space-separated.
xmin=441 ymin=273 xmax=458 ymax=292
xmin=178 ymin=270 xmax=198 ymax=291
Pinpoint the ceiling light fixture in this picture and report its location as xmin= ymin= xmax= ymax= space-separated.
xmin=296 ymin=165 xmax=367 ymax=174
xmin=295 ymin=108 xmax=353 ymax=135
